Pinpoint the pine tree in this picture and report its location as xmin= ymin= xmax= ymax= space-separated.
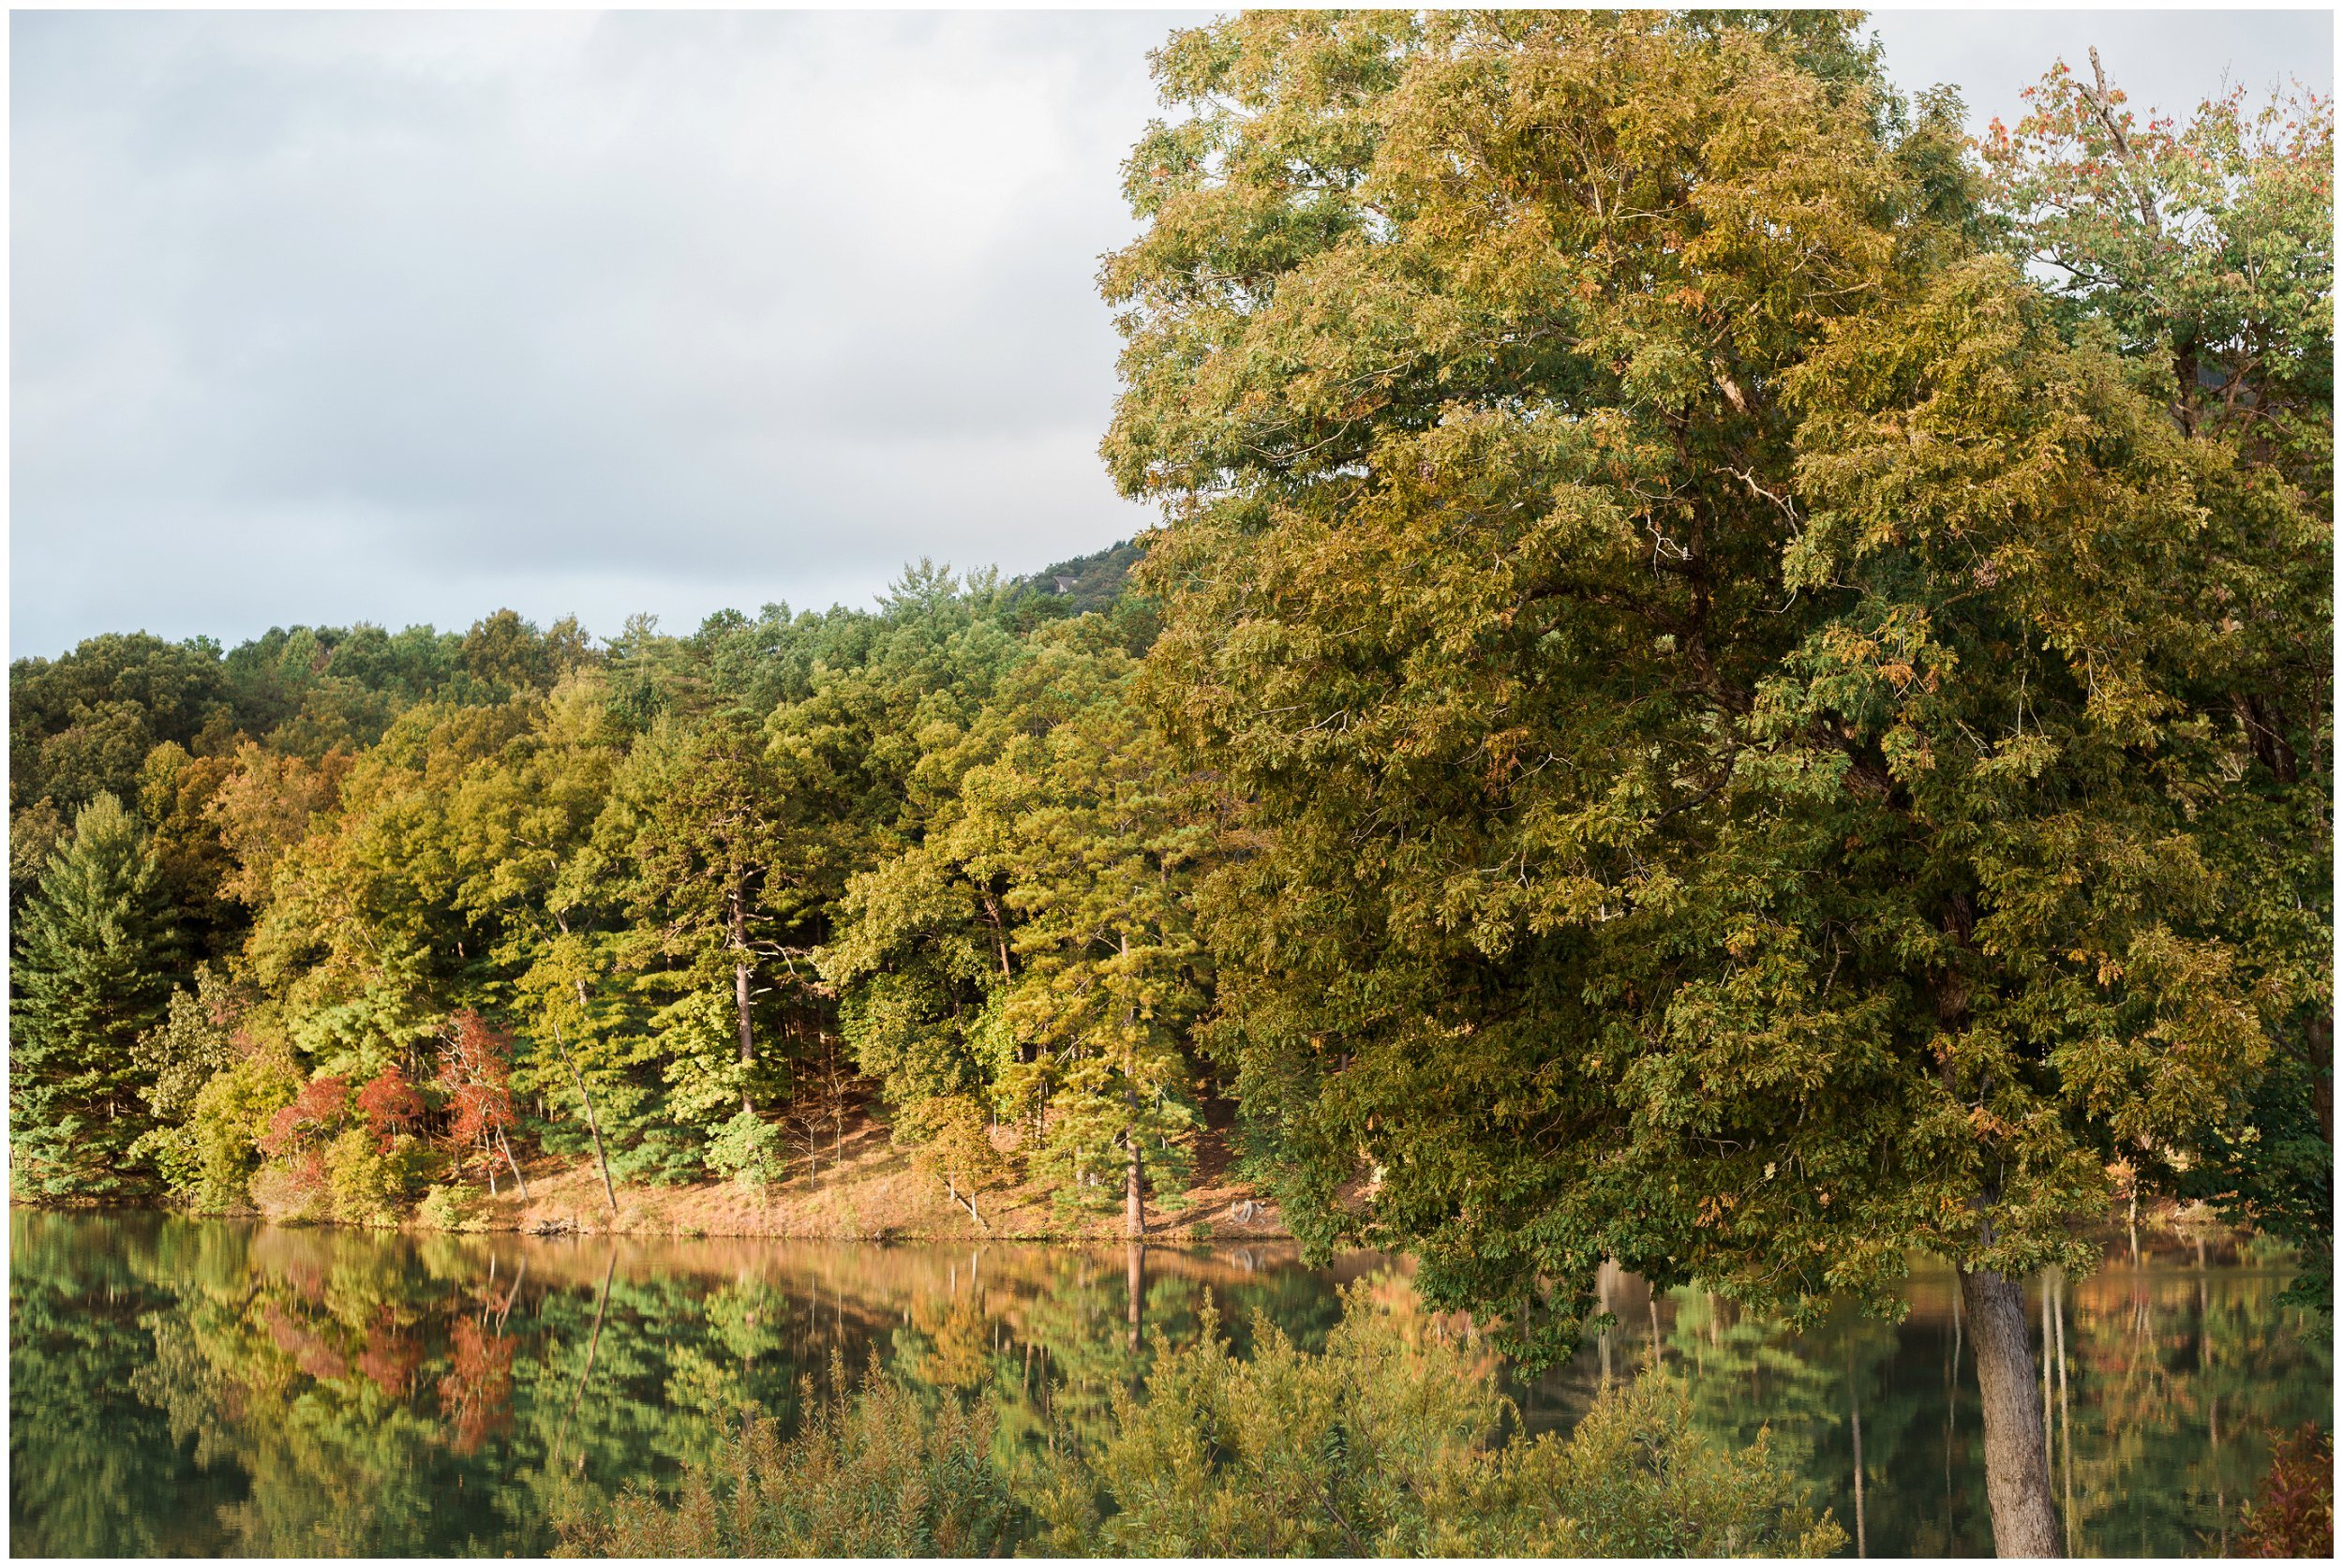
xmin=10 ymin=792 xmax=181 ymax=1196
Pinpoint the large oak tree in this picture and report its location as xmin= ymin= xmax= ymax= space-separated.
xmin=1104 ymin=11 xmax=2328 ymax=1554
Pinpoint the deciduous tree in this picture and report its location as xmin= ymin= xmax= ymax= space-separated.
xmin=1104 ymin=12 xmax=2325 ymax=1553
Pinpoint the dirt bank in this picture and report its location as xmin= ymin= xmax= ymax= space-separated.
xmin=445 ymin=1113 xmax=1287 ymax=1243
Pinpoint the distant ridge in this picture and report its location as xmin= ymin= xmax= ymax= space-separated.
xmin=1011 ymin=539 xmax=1142 ymax=611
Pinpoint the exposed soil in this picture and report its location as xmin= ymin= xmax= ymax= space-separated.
xmin=464 ymin=1108 xmax=1287 ymax=1243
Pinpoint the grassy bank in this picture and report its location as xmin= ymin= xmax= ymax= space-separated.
xmin=130 ymin=1109 xmax=1285 ymax=1243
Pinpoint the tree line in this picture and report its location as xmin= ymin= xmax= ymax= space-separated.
xmin=8 ymin=11 xmax=2329 ymax=1558
xmin=11 ymin=543 xmax=1183 ymax=1229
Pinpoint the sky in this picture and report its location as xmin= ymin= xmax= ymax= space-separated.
xmin=10 ymin=7 xmax=2334 ymax=659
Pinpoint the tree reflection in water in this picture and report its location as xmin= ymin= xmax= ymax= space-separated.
xmin=8 ymin=1213 xmax=2327 ymax=1557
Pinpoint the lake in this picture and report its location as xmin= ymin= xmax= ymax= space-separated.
xmin=8 ymin=1211 xmax=2326 ymax=1557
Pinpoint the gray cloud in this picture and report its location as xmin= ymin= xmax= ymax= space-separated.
xmin=1868 ymin=8 xmax=2331 ymax=132
xmin=11 ymin=9 xmax=2330 ymax=657
xmin=12 ymin=9 xmax=1198 ymax=654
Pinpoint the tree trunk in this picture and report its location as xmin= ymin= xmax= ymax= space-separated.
xmin=551 ymin=1016 xmax=619 ymax=1217
xmin=1849 ymin=1350 xmax=1868 ymax=1559
xmin=1124 ymin=1111 xmax=1144 ymax=1241
xmin=1121 ymin=933 xmax=1143 ymax=1241
xmin=1960 ymin=1267 xmax=2062 ymax=1557
xmin=497 ymin=1126 xmax=529 ymax=1199
xmin=1127 ymin=1239 xmax=1144 ymax=1353
xmin=553 ymin=1249 xmax=615 ymax=1469
xmin=732 ymin=889 xmax=754 ymax=1115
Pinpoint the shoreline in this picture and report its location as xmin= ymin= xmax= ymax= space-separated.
xmin=11 ymin=1119 xmax=1297 ymax=1246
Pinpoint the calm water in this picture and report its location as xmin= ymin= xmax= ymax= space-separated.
xmin=8 ymin=1211 xmax=2326 ymax=1557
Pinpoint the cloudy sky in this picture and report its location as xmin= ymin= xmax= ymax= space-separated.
xmin=11 ymin=7 xmax=2333 ymax=658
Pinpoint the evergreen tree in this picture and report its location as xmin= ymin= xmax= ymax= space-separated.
xmin=10 ymin=793 xmax=181 ymax=1196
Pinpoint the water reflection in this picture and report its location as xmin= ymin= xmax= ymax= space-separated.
xmin=1512 ymin=1241 xmax=2330 ymax=1558
xmin=8 ymin=1213 xmax=2326 ymax=1557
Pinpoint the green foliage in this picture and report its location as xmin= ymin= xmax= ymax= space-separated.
xmin=9 ymin=797 xmax=70 ymax=906
xmin=321 ymin=1127 xmax=441 ymax=1225
xmin=8 ymin=634 xmax=230 ymax=816
xmin=1495 ymin=1372 xmax=1843 ymax=1557
xmin=1102 ymin=5 xmax=2328 ymax=1367
xmin=181 ymin=1046 xmax=304 ymax=1210
xmin=130 ymin=967 xmax=246 ymax=1125
xmin=821 ymin=623 xmax=1211 ymax=1213
xmin=1064 ymin=1289 xmax=1839 ymax=1557
xmin=11 ymin=793 xmax=181 ymax=1198
xmin=1976 ymin=54 xmax=2336 ymax=1329
xmin=413 ymin=1182 xmax=486 ymax=1232
xmin=560 ymin=1357 xmax=1022 ymax=1557
xmin=704 ymin=1111 xmax=791 ymax=1191
xmin=563 ymin=1280 xmax=1842 ymax=1558
xmin=1980 ymin=58 xmax=2334 ymax=502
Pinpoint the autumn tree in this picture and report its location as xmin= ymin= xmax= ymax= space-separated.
xmin=1982 ymin=51 xmax=2335 ymax=1317
xmin=438 ymin=1009 xmax=527 ymax=1197
xmin=604 ymin=714 xmax=798 ymax=1115
xmin=1105 ymin=10 xmax=2324 ymax=1555
xmin=821 ymin=624 xmax=1212 ymax=1237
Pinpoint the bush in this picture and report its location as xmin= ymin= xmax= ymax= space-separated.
xmin=249 ymin=1151 xmax=333 ymax=1223
xmin=415 ymin=1182 xmax=485 ymax=1232
xmin=706 ymin=1110 xmax=791 ymax=1191
xmin=2239 ymin=1423 xmax=2334 ymax=1558
xmin=324 ymin=1127 xmax=444 ymax=1223
xmin=126 ymin=1123 xmax=205 ymax=1200
xmin=184 ymin=1048 xmax=304 ymax=1210
xmin=556 ymin=1279 xmax=1843 ymax=1559
xmin=325 ymin=1126 xmax=396 ymax=1223
xmin=560 ymin=1356 xmax=1020 ymax=1557
xmin=1075 ymin=1288 xmax=1841 ymax=1557
xmin=1477 ymin=1371 xmax=1844 ymax=1557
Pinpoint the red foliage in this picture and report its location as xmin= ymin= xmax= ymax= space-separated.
xmin=2240 ymin=1423 xmax=2334 ymax=1558
xmin=259 ymin=1075 xmax=350 ymax=1157
xmin=356 ymin=1318 xmax=424 ymax=1397
xmin=356 ymin=1067 xmax=426 ymax=1148
xmin=257 ymin=1105 xmax=306 ymax=1159
xmin=295 ymin=1074 xmax=350 ymax=1123
xmin=437 ymin=1316 xmax=515 ymax=1455
xmin=438 ymin=1010 xmax=517 ymax=1158
xmin=261 ymin=1302 xmax=348 ymax=1382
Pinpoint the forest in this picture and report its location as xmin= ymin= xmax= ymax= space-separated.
xmin=8 ymin=10 xmax=2332 ymax=1559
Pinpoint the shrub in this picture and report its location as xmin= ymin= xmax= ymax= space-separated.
xmin=1067 ymin=1286 xmax=1838 ymax=1556
xmin=325 ymin=1126 xmax=397 ymax=1224
xmin=183 ymin=1047 xmax=304 ymax=1210
xmin=415 ymin=1182 xmax=485 ymax=1232
xmin=1077 ymin=1292 xmax=1509 ymax=1555
xmin=706 ymin=1110 xmax=791 ymax=1191
xmin=260 ymin=1074 xmax=350 ymax=1157
xmin=560 ymin=1356 xmax=1021 ymax=1557
xmin=324 ymin=1127 xmax=443 ymax=1223
xmin=250 ymin=1149 xmax=333 ymax=1223
xmin=2240 ymin=1423 xmax=2334 ymax=1558
xmin=557 ymin=1279 xmax=1843 ymax=1559
xmin=126 ymin=1124 xmax=205 ymax=1200
xmin=1476 ymin=1370 xmax=1844 ymax=1557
